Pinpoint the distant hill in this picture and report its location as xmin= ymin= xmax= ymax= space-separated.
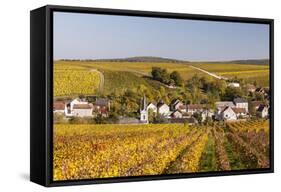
xmin=58 ymin=57 xmax=269 ymax=65
xmin=93 ymin=56 xmax=189 ymax=63
xmin=208 ymin=59 xmax=269 ymax=65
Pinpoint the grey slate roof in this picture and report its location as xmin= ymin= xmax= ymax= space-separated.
xmin=234 ymin=98 xmax=248 ymax=103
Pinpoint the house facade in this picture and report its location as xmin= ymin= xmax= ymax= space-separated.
xmin=170 ymin=110 xmax=183 ymax=118
xmin=72 ymin=104 xmax=93 ymax=117
xmin=232 ymin=107 xmax=247 ymax=118
xmin=234 ymin=98 xmax=248 ymax=112
xmin=170 ymin=99 xmax=189 ymax=113
xmin=257 ymin=105 xmax=269 ymax=118
xmin=157 ymin=103 xmax=170 ymax=116
xmin=93 ymin=98 xmax=111 ymax=117
xmin=186 ymin=104 xmax=203 ymax=115
xmin=201 ymin=110 xmax=214 ymax=122
xmin=220 ymin=106 xmax=237 ymax=121
xmin=65 ymin=98 xmax=93 ymax=117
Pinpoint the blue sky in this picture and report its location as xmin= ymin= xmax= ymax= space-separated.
xmin=54 ymin=12 xmax=269 ymax=61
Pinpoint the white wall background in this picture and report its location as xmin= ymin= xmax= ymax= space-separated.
xmin=0 ymin=0 xmax=279 ymax=191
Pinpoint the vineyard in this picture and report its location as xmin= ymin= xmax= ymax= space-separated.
xmin=53 ymin=120 xmax=270 ymax=181
xmin=54 ymin=63 xmax=101 ymax=97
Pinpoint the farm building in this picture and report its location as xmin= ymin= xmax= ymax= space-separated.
xmin=257 ymin=105 xmax=269 ymax=118
xmin=72 ymin=104 xmax=93 ymax=117
xmin=53 ymin=101 xmax=65 ymax=114
xmin=65 ymin=98 xmax=93 ymax=117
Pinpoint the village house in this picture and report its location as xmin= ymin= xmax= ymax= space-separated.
xmin=215 ymin=99 xmax=249 ymax=121
xmin=170 ymin=110 xmax=183 ymax=118
xmin=215 ymin=101 xmax=235 ymax=109
xmin=250 ymin=101 xmax=264 ymax=111
xmin=170 ymin=99 xmax=184 ymax=111
xmin=186 ymin=104 xmax=203 ymax=115
xmin=234 ymin=98 xmax=248 ymax=112
xmin=93 ymin=98 xmax=111 ymax=117
xmin=219 ymin=106 xmax=237 ymax=121
xmin=72 ymin=103 xmax=94 ymax=117
xmin=157 ymin=102 xmax=170 ymax=116
xmin=53 ymin=101 xmax=65 ymax=114
xmin=255 ymin=87 xmax=270 ymax=99
xmin=257 ymin=105 xmax=269 ymax=118
xmin=232 ymin=107 xmax=248 ymax=119
xmin=65 ymin=98 xmax=93 ymax=117
xmin=201 ymin=110 xmax=214 ymax=122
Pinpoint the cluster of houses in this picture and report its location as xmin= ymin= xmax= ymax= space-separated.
xmin=53 ymin=98 xmax=110 ymax=118
xmin=139 ymin=95 xmax=269 ymax=124
xmin=53 ymin=94 xmax=269 ymax=124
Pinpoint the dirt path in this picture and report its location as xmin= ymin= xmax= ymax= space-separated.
xmin=190 ymin=65 xmax=228 ymax=80
xmin=90 ymin=69 xmax=104 ymax=92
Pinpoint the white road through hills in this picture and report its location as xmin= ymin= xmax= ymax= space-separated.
xmin=189 ymin=65 xmax=228 ymax=80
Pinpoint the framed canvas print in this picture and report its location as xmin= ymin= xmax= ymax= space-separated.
xmin=30 ymin=5 xmax=274 ymax=187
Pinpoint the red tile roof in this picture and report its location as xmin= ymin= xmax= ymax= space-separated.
xmin=232 ymin=107 xmax=246 ymax=114
xmin=53 ymin=101 xmax=65 ymax=110
xmin=73 ymin=104 xmax=93 ymax=109
xmin=187 ymin=104 xmax=203 ymax=110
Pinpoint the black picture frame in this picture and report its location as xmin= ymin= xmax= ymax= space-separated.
xmin=30 ymin=5 xmax=274 ymax=187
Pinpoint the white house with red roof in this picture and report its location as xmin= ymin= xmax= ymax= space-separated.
xmin=65 ymin=98 xmax=93 ymax=117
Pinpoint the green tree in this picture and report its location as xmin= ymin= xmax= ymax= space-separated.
xmin=170 ymin=71 xmax=183 ymax=86
xmin=223 ymin=87 xmax=243 ymax=101
xmin=151 ymin=67 xmax=162 ymax=81
xmin=151 ymin=67 xmax=170 ymax=85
